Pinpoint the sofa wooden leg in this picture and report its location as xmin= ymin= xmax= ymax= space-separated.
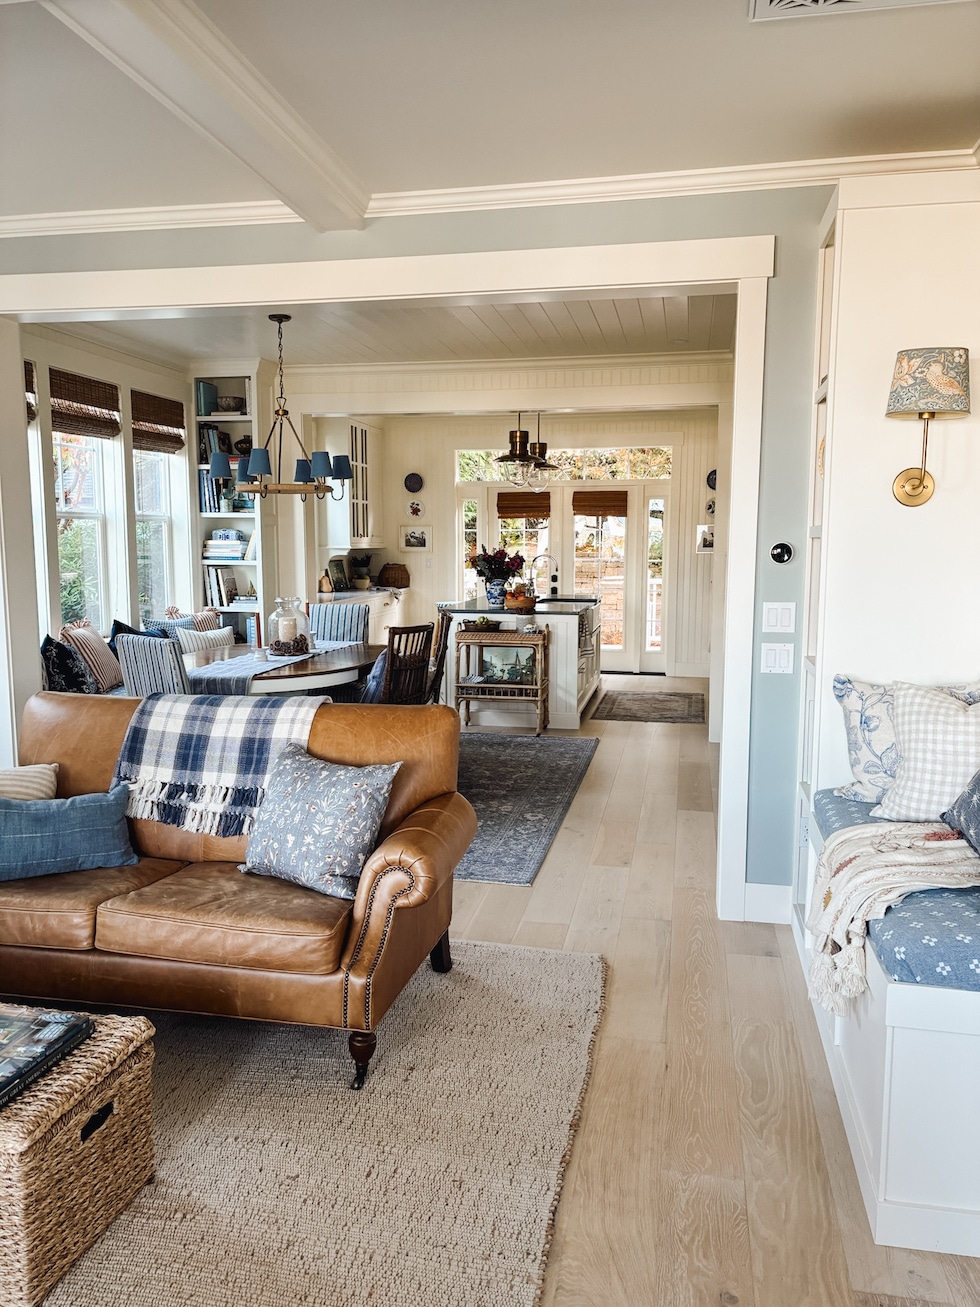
xmin=349 ymin=1030 xmax=377 ymax=1090
xmin=429 ymin=931 xmax=452 ymax=973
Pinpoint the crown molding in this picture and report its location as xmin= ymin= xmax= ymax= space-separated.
xmin=366 ymin=148 xmax=980 ymax=217
xmin=2 ymin=145 xmax=977 ymax=240
xmin=287 ymin=350 xmax=733 ymax=379
xmin=0 ymin=200 xmax=301 ymax=240
xmin=40 ymin=0 xmax=368 ymax=231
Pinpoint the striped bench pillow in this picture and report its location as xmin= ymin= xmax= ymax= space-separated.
xmin=0 ymin=763 xmax=59 ymax=801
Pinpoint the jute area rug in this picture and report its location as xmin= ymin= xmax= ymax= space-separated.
xmin=591 ymin=690 xmax=705 ymax=724
xmin=455 ymin=732 xmax=599 ymax=885
xmin=48 ymin=942 xmax=604 ymax=1307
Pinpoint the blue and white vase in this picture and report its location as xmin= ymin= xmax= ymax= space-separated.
xmin=485 ymin=578 xmax=507 ymax=608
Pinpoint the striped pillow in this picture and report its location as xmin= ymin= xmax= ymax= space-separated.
xmin=175 ymin=624 xmax=236 ymax=653
xmin=165 ymin=607 xmax=221 ymax=631
xmin=0 ymin=764 xmax=59 ymax=801
xmin=60 ymin=623 xmax=123 ymax=693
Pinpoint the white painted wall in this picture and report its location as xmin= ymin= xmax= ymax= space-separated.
xmin=813 ymin=174 xmax=980 ymax=792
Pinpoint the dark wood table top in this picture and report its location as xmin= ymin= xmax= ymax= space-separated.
xmin=183 ymin=642 xmax=384 ymax=681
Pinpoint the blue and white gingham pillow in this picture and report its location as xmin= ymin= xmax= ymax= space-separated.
xmin=873 ymin=683 xmax=980 ymax=822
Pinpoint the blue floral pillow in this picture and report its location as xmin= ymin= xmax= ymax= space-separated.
xmin=242 ymin=745 xmax=401 ymax=899
xmin=942 ymin=769 xmax=980 ymax=856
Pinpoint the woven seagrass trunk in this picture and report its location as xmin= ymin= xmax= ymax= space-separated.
xmin=0 ymin=1014 xmax=155 ymax=1307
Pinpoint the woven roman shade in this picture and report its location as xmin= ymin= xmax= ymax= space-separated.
xmin=497 ymin=491 xmax=551 ymax=519
xmin=571 ymin=489 xmax=628 ymax=517
xmin=49 ymin=368 xmax=121 ymax=439
xmin=24 ymin=361 xmax=36 ymax=423
xmin=131 ymin=390 xmax=186 ymax=454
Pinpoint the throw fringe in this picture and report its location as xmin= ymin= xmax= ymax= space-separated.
xmin=127 ymin=778 xmax=266 ymax=837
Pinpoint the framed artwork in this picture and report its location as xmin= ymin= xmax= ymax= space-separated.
xmin=696 ymin=524 xmax=714 ymax=553
xmin=399 ymin=525 xmax=431 ymax=552
xmin=328 ymin=557 xmax=350 ymax=591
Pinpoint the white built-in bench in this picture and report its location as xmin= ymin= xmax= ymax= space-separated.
xmin=798 ymin=790 xmax=980 ymax=1257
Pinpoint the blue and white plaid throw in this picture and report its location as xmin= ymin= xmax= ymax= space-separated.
xmin=112 ymin=694 xmax=328 ymax=837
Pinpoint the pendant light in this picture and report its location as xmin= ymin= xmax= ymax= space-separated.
xmin=526 ymin=413 xmax=560 ymax=491
xmin=208 ymin=314 xmax=353 ymax=500
xmin=493 ymin=412 xmax=539 ymax=488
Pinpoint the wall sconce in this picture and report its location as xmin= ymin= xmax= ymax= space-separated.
xmin=885 ymin=346 xmax=971 ymax=506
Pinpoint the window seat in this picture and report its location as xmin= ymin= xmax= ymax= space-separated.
xmin=803 ymin=788 xmax=980 ymax=1256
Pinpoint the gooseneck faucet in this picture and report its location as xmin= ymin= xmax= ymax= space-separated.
xmin=530 ymin=554 xmax=559 ymax=597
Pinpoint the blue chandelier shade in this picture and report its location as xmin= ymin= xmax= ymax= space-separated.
xmin=310 ymin=450 xmax=333 ymax=480
xmin=331 ymin=454 xmax=354 ymax=482
xmin=294 ymin=459 xmax=313 ymax=483
xmin=247 ymin=447 xmax=273 ymax=478
xmin=208 ymin=451 xmax=232 ymax=480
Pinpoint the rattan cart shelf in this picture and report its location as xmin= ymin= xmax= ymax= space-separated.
xmin=454 ymin=627 xmax=550 ymax=735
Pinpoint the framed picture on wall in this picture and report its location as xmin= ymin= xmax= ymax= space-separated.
xmin=696 ymin=524 xmax=714 ymax=553
xmin=399 ymin=525 xmax=431 ymax=552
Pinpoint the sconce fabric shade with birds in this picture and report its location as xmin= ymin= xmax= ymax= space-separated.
xmin=885 ymin=346 xmax=971 ymax=507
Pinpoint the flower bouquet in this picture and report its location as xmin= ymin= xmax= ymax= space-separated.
xmin=467 ymin=546 xmax=525 ymax=582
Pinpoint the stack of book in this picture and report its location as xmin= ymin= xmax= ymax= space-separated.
xmin=0 ymin=1002 xmax=95 ymax=1110
xmin=203 ymin=529 xmax=247 ymax=561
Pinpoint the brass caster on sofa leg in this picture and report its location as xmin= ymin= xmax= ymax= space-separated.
xmin=349 ymin=1030 xmax=377 ymax=1090
xmin=429 ymin=931 xmax=452 ymax=973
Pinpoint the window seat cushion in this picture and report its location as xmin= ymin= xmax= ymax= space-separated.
xmin=867 ymin=887 xmax=980 ymax=989
xmin=813 ymin=788 xmax=885 ymax=841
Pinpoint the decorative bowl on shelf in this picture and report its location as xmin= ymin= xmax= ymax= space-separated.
xmin=462 ymin=619 xmax=501 ymax=632
xmin=217 ymin=396 xmax=245 ymax=413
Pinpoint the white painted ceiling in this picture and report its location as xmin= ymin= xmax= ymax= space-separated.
xmin=3 ymin=0 xmax=978 ymax=369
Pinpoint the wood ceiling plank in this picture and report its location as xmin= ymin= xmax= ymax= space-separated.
xmin=663 ymin=296 xmax=690 ymax=348
xmin=708 ymin=296 xmax=738 ymax=352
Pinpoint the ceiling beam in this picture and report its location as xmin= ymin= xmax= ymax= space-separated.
xmin=40 ymin=0 xmax=369 ymax=231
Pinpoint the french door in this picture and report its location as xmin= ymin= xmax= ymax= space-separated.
xmin=459 ymin=479 xmax=670 ymax=673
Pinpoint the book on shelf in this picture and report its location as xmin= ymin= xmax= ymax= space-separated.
xmin=216 ymin=568 xmax=239 ymax=606
xmin=243 ymin=530 xmax=257 ymax=561
xmin=0 ymin=1002 xmax=95 ymax=1110
xmin=196 ymin=380 xmax=218 ymax=418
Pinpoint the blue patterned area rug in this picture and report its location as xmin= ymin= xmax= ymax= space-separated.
xmin=455 ymin=732 xmax=599 ymax=885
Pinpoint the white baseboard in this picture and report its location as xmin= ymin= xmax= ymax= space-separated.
xmin=743 ymin=881 xmax=793 ymax=923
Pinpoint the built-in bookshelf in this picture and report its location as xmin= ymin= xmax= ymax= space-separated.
xmin=191 ymin=365 xmax=276 ymax=643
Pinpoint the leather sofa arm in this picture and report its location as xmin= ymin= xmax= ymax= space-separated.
xmin=340 ymin=791 xmax=477 ymax=975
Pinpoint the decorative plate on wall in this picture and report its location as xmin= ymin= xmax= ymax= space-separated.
xmin=706 ymin=468 xmax=717 ymax=491
xmin=406 ymin=499 xmax=425 ymax=518
xmin=404 ymin=473 xmax=424 ymax=493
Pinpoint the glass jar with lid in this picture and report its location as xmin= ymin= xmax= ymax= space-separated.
xmin=267 ymin=597 xmax=311 ymax=654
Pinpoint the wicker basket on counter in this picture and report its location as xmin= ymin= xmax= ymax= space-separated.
xmin=377 ymin=562 xmax=410 ymax=588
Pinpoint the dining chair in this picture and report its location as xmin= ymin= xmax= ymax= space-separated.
xmin=425 ymin=610 xmax=453 ymax=705
xmin=116 ymin=634 xmax=191 ymax=696
xmin=361 ymin=623 xmax=433 ymax=706
xmin=308 ymin=602 xmax=370 ymax=645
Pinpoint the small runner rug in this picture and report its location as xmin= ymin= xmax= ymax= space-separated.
xmin=591 ymin=691 xmax=705 ymax=724
xmin=47 ymin=942 xmax=605 ymax=1307
xmin=455 ymin=732 xmax=599 ymax=885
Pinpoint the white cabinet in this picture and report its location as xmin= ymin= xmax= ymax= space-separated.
xmin=191 ymin=363 xmax=276 ymax=643
xmin=314 ymin=418 xmax=386 ymax=553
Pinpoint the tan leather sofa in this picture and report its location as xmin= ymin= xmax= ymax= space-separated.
xmin=3 ymin=692 xmax=477 ymax=1087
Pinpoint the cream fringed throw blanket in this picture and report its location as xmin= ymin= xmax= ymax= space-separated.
xmin=807 ymin=821 xmax=980 ymax=1015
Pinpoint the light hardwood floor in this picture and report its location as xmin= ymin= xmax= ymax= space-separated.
xmin=452 ymin=675 xmax=980 ymax=1307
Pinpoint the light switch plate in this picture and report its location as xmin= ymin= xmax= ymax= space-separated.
xmin=762 ymin=602 xmax=796 ymax=634
xmin=760 ymin=643 xmax=794 ymax=674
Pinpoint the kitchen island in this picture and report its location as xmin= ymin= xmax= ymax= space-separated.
xmin=438 ymin=597 xmax=601 ymax=730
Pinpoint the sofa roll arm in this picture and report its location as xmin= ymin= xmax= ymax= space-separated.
xmin=340 ymin=791 xmax=477 ymax=973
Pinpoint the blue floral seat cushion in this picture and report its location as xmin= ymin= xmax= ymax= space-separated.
xmin=812 ymin=788 xmax=885 ymax=841
xmin=867 ymin=887 xmax=980 ymax=990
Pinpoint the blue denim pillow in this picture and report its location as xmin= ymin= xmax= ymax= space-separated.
xmin=359 ymin=650 xmax=387 ymax=704
xmin=243 ymin=745 xmax=400 ymax=899
xmin=0 ymin=785 xmax=137 ymax=881
xmin=942 ymin=769 xmax=980 ymax=857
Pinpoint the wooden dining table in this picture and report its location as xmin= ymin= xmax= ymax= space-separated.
xmin=182 ymin=642 xmax=385 ymax=695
